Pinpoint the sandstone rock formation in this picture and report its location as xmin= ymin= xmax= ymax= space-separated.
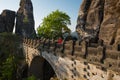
xmin=15 ymin=0 xmax=36 ymax=38
xmin=0 ymin=10 xmax=16 ymax=33
xmin=77 ymin=0 xmax=120 ymax=48
xmin=99 ymin=0 xmax=120 ymax=46
xmin=77 ymin=0 xmax=104 ymax=43
xmin=0 ymin=15 xmax=5 ymax=32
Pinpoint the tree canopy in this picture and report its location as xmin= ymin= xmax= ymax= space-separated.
xmin=37 ymin=10 xmax=71 ymax=39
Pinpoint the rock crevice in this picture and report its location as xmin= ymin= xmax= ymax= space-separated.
xmin=77 ymin=0 xmax=120 ymax=48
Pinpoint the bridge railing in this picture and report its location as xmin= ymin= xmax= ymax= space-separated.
xmin=23 ymin=38 xmax=120 ymax=74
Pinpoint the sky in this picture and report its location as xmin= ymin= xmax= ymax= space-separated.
xmin=0 ymin=0 xmax=82 ymax=32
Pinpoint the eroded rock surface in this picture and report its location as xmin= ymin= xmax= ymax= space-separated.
xmin=77 ymin=0 xmax=104 ymax=43
xmin=99 ymin=0 xmax=120 ymax=46
xmin=0 ymin=15 xmax=5 ymax=32
xmin=77 ymin=0 xmax=120 ymax=47
xmin=0 ymin=10 xmax=16 ymax=33
xmin=15 ymin=0 xmax=36 ymax=38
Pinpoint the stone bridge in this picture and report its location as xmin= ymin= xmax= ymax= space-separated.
xmin=23 ymin=38 xmax=120 ymax=80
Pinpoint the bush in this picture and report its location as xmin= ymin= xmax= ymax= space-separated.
xmin=0 ymin=33 xmax=25 ymax=80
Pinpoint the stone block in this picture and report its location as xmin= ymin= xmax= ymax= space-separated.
xmin=104 ymin=58 xmax=119 ymax=72
xmin=106 ymin=50 xmax=120 ymax=59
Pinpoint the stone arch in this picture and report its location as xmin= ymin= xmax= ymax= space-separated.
xmin=29 ymin=56 xmax=56 ymax=80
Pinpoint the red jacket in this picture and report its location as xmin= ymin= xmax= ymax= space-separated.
xmin=57 ymin=38 xmax=63 ymax=44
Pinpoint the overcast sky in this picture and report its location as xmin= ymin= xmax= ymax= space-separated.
xmin=0 ymin=0 xmax=82 ymax=32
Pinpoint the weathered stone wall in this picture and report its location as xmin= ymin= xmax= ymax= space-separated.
xmin=15 ymin=0 xmax=36 ymax=38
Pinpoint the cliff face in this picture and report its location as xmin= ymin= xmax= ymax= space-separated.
xmin=15 ymin=0 xmax=36 ymax=38
xmin=99 ymin=0 xmax=120 ymax=46
xmin=77 ymin=0 xmax=120 ymax=47
xmin=0 ymin=10 xmax=16 ymax=33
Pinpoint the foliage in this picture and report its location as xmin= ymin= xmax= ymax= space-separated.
xmin=0 ymin=33 xmax=25 ymax=80
xmin=24 ymin=75 xmax=37 ymax=80
xmin=37 ymin=10 xmax=71 ymax=39
xmin=0 ymin=55 xmax=16 ymax=80
xmin=23 ymin=16 xmax=29 ymax=23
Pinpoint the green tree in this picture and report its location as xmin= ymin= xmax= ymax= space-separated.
xmin=37 ymin=10 xmax=71 ymax=39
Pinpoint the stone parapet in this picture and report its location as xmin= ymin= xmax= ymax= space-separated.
xmin=23 ymin=38 xmax=120 ymax=74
